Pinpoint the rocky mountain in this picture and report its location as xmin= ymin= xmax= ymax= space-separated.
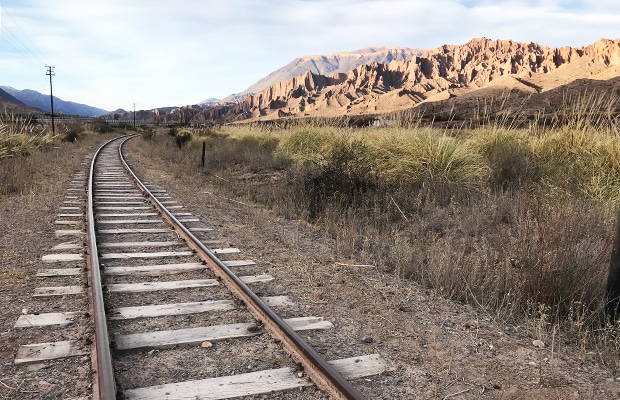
xmin=1 ymin=86 xmax=108 ymax=117
xmin=176 ymin=38 xmax=620 ymax=124
xmin=202 ymin=46 xmax=426 ymax=105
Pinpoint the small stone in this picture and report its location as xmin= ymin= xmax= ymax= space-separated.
xmin=297 ymin=371 xmax=304 ymax=378
xmin=26 ymin=363 xmax=46 ymax=372
xmin=532 ymin=340 xmax=545 ymax=348
xmin=200 ymin=341 xmax=213 ymax=348
xmin=362 ymin=336 xmax=374 ymax=344
xmin=22 ymin=308 xmax=28 ymax=315
xmin=528 ymin=361 xmax=537 ymax=366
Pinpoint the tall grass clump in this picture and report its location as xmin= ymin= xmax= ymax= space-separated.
xmin=276 ymin=126 xmax=340 ymax=166
xmin=466 ymin=128 xmax=539 ymax=190
xmin=0 ymin=112 xmax=57 ymax=159
xmin=368 ymin=127 xmax=488 ymax=185
xmin=554 ymin=89 xmax=620 ymax=134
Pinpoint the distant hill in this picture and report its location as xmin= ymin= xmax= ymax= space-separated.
xmin=1 ymin=86 xmax=108 ymax=117
xmin=0 ymin=87 xmax=25 ymax=105
xmin=0 ymin=87 xmax=46 ymax=114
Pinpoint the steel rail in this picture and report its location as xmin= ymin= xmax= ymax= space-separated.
xmin=87 ymin=137 xmax=127 ymax=400
xmin=118 ymin=137 xmax=366 ymax=399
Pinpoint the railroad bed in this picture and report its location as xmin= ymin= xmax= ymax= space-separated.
xmin=12 ymin=136 xmax=388 ymax=399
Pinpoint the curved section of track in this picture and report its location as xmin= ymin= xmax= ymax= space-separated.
xmin=87 ymin=136 xmax=379 ymax=399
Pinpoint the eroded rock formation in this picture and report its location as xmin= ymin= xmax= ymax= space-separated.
xmin=162 ymin=37 xmax=620 ymax=123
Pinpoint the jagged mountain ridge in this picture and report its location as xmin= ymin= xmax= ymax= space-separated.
xmin=202 ymin=46 xmax=425 ymax=105
xmin=180 ymin=37 xmax=620 ymax=123
xmin=1 ymin=86 xmax=109 ymax=117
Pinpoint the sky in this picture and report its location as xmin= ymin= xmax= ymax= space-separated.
xmin=1 ymin=0 xmax=619 ymax=112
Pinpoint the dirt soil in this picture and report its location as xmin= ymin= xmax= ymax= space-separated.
xmin=1 ymin=134 xmax=620 ymax=399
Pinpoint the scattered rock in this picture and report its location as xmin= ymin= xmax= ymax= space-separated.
xmin=533 ymin=339 xmax=545 ymax=348
xmin=362 ymin=336 xmax=374 ymax=344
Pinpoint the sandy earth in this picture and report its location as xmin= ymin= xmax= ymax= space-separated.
xmin=1 ymin=135 xmax=620 ymax=399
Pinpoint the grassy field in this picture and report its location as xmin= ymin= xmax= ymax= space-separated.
xmin=135 ymin=99 xmax=620 ymax=367
xmin=3 ymin=98 xmax=619 ymax=367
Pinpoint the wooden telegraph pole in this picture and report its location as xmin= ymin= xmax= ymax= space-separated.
xmin=45 ymin=65 xmax=55 ymax=134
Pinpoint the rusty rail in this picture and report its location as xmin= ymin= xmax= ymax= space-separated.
xmin=87 ymin=137 xmax=127 ymax=400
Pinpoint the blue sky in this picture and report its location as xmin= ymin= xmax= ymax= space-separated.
xmin=1 ymin=0 xmax=619 ymax=111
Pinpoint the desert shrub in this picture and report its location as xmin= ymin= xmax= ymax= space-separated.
xmin=299 ymin=137 xmax=376 ymax=221
xmin=205 ymin=136 xmax=289 ymax=173
xmin=60 ymin=122 xmax=85 ymax=142
xmin=92 ymin=117 xmax=113 ymax=133
xmin=237 ymin=134 xmax=279 ymax=152
xmin=473 ymin=130 xmax=539 ymax=190
xmin=142 ymin=127 xmax=155 ymax=141
xmin=173 ymin=129 xmax=192 ymax=148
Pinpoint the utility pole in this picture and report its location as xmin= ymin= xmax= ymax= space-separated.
xmin=45 ymin=65 xmax=55 ymax=135
xmin=133 ymin=103 xmax=136 ymax=129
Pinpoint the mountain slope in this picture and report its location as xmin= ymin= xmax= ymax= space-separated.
xmin=0 ymin=87 xmax=46 ymax=114
xmin=203 ymin=46 xmax=425 ymax=104
xmin=1 ymin=87 xmax=108 ymax=117
xmin=0 ymin=87 xmax=24 ymax=105
xmin=183 ymin=37 xmax=620 ymax=123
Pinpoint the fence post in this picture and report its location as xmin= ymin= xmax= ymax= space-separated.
xmin=606 ymin=211 xmax=620 ymax=321
xmin=201 ymin=141 xmax=206 ymax=168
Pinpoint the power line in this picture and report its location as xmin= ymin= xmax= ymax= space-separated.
xmin=0 ymin=5 xmax=45 ymax=66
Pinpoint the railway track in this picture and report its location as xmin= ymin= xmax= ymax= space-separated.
xmin=14 ymin=136 xmax=387 ymax=399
